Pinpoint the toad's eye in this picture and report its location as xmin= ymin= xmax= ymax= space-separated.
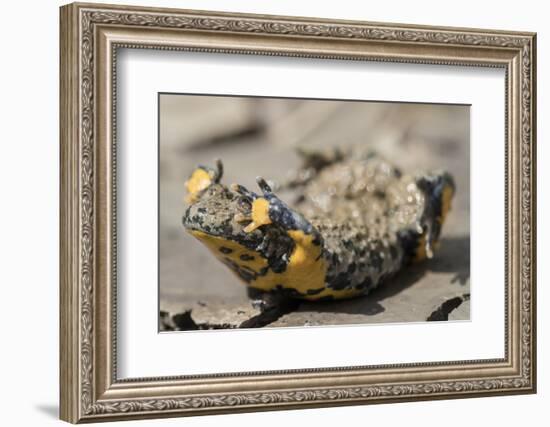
xmin=237 ymin=196 xmax=252 ymax=212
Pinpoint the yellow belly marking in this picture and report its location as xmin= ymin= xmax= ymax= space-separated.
xmin=188 ymin=229 xmax=367 ymax=300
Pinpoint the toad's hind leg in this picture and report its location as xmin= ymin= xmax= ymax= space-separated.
xmin=393 ymin=171 xmax=455 ymax=261
xmin=416 ymin=171 xmax=455 ymax=258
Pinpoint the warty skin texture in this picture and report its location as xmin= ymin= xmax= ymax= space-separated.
xmin=182 ymin=148 xmax=455 ymax=301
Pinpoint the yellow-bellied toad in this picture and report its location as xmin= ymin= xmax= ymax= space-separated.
xmin=182 ymin=148 xmax=455 ymax=302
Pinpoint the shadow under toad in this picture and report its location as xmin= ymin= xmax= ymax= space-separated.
xmin=298 ymin=235 xmax=470 ymax=317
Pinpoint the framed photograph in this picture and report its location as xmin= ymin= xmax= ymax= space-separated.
xmin=59 ymin=2 xmax=537 ymax=423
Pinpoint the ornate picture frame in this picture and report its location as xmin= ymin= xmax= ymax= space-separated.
xmin=60 ymin=2 xmax=536 ymax=423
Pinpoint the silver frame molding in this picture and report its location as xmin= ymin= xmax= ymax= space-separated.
xmin=60 ymin=2 xmax=537 ymax=423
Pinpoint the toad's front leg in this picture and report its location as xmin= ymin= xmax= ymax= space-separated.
xmin=234 ymin=178 xmax=328 ymax=300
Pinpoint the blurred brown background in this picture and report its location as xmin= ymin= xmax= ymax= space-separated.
xmin=159 ymin=94 xmax=470 ymax=330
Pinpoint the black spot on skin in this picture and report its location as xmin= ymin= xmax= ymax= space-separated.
xmin=222 ymin=257 xmax=256 ymax=283
xmin=397 ymin=229 xmax=420 ymax=262
xmin=269 ymin=256 xmax=289 ymax=274
xmin=240 ymin=265 xmax=258 ymax=276
xmin=306 ymin=287 xmax=325 ymax=295
xmin=358 ymin=276 xmax=372 ymax=290
xmin=237 ymin=269 xmax=255 ymax=283
xmin=374 ymin=190 xmax=386 ymax=199
xmin=219 ymin=247 xmax=233 ymax=254
xmin=328 ymin=272 xmax=351 ymax=290
xmin=240 ymin=254 xmax=255 ymax=261
xmin=343 ymin=239 xmax=354 ymax=250
xmin=221 ymin=257 xmax=238 ymax=271
xmin=389 ymin=246 xmax=398 ymax=261
xmin=369 ymin=251 xmax=384 ymax=272
xmin=182 ymin=207 xmax=192 ymax=225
